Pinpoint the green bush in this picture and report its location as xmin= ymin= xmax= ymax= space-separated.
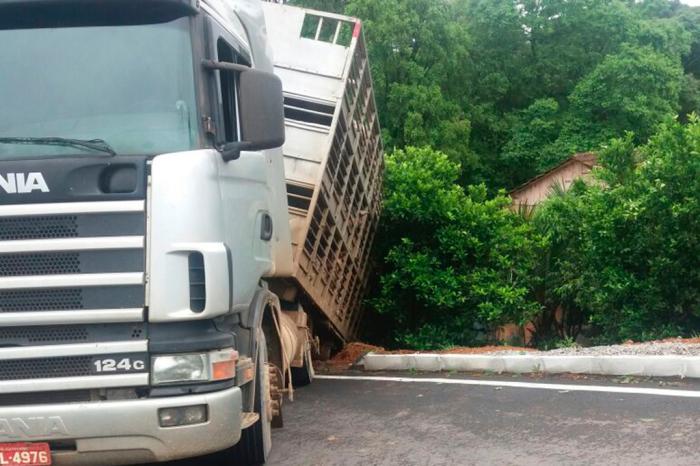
xmin=534 ymin=117 xmax=700 ymax=343
xmin=371 ymin=146 xmax=542 ymax=349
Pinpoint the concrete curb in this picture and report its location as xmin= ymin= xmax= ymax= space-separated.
xmin=360 ymin=353 xmax=700 ymax=378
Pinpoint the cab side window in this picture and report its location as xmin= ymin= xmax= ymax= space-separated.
xmin=216 ymin=38 xmax=246 ymax=143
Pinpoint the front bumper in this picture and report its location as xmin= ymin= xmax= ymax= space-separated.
xmin=0 ymin=386 xmax=242 ymax=465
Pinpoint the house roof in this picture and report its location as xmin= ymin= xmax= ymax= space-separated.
xmin=509 ymin=152 xmax=597 ymax=196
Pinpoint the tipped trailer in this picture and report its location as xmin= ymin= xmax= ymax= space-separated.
xmin=262 ymin=2 xmax=384 ymax=354
xmin=0 ymin=1 xmax=382 ymax=465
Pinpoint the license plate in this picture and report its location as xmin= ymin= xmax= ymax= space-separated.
xmin=0 ymin=443 xmax=51 ymax=466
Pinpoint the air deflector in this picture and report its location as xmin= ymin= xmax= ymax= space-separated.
xmin=0 ymin=0 xmax=199 ymax=29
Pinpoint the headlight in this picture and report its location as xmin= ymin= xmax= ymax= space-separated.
xmin=152 ymin=354 xmax=208 ymax=385
xmin=152 ymin=348 xmax=238 ymax=385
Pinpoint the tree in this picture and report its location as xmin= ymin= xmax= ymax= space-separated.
xmin=634 ymin=17 xmax=691 ymax=58
xmin=677 ymin=6 xmax=700 ymax=77
xmin=519 ymin=0 xmax=635 ymax=100
xmin=534 ymin=117 xmax=700 ymax=342
xmin=344 ymin=0 xmax=476 ymax=179
xmin=564 ymin=45 xmax=684 ymax=147
xmin=346 ymin=0 xmax=468 ymax=111
xmin=384 ymin=83 xmax=476 ymax=176
xmin=288 ymin=0 xmax=347 ymax=13
xmin=293 ymin=0 xmax=697 ymax=190
xmin=500 ymin=98 xmax=562 ymax=187
xmin=372 ymin=146 xmax=542 ymax=349
xmin=680 ymin=73 xmax=700 ymax=121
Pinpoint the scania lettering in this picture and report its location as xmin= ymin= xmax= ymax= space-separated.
xmin=0 ymin=418 xmax=68 ymax=439
xmin=0 ymin=173 xmax=49 ymax=194
xmin=0 ymin=0 xmax=382 ymax=464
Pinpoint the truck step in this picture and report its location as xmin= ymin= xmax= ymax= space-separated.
xmin=241 ymin=412 xmax=260 ymax=429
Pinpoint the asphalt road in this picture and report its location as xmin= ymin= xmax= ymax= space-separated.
xmin=154 ymin=372 xmax=700 ymax=466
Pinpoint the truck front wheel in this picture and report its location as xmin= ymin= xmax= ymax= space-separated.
xmin=224 ymin=331 xmax=272 ymax=465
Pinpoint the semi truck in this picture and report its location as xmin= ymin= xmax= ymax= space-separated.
xmin=0 ymin=0 xmax=383 ymax=465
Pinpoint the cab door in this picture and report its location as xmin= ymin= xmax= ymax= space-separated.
xmin=205 ymin=14 xmax=274 ymax=310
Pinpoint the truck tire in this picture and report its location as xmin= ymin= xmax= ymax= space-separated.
xmin=225 ymin=331 xmax=272 ymax=465
xmin=291 ymin=344 xmax=314 ymax=387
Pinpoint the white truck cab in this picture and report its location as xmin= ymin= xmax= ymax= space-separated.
xmin=0 ymin=0 xmax=383 ymax=464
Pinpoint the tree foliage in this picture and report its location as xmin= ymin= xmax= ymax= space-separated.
xmin=567 ymin=45 xmax=683 ymax=145
xmin=290 ymin=0 xmax=699 ymax=189
xmin=371 ymin=147 xmax=541 ymax=348
xmin=288 ymin=0 xmax=347 ymax=13
xmin=534 ymin=118 xmax=700 ymax=343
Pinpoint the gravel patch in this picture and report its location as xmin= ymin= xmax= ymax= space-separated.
xmin=544 ymin=341 xmax=700 ymax=356
xmin=484 ymin=341 xmax=700 ymax=357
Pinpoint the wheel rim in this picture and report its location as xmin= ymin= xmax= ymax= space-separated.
xmin=267 ymin=363 xmax=284 ymax=424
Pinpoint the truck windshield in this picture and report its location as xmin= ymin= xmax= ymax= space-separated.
xmin=0 ymin=17 xmax=198 ymax=159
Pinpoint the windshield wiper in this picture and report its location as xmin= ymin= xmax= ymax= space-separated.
xmin=0 ymin=137 xmax=117 ymax=156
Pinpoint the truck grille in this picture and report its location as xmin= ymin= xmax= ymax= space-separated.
xmin=1 ymin=356 xmax=94 ymax=380
xmin=0 ymin=252 xmax=81 ymax=276
xmin=0 ymin=215 xmax=79 ymax=240
xmin=0 ymin=286 xmax=145 ymax=313
xmin=0 ymin=288 xmax=83 ymax=311
xmin=0 ymin=200 xmax=149 ymax=394
xmin=1 ymin=325 xmax=90 ymax=343
xmin=0 ymin=390 xmax=93 ymax=406
xmin=0 ymin=323 xmax=145 ymax=346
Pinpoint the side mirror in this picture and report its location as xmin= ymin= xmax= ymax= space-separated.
xmin=203 ymin=60 xmax=286 ymax=161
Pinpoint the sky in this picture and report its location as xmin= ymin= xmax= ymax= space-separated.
xmin=681 ymin=0 xmax=700 ymax=5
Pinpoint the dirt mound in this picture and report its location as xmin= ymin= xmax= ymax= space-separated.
xmin=322 ymin=342 xmax=534 ymax=371
xmin=325 ymin=342 xmax=384 ymax=369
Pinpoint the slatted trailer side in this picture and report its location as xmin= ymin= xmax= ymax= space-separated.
xmin=262 ymin=3 xmax=383 ymax=342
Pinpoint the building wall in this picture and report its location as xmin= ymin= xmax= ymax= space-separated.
xmin=510 ymin=161 xmax=593 ymax=212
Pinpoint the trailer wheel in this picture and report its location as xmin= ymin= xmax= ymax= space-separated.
xmin=225 ymin=331 xmax=272 ymax=465
xmin=291 ymin=343 xmax=314 ymax=387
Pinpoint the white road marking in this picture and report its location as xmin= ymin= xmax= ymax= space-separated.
xmin=315 ymin=374 xmax=700 ymax=398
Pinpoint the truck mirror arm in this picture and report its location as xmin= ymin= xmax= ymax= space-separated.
xmin=201 ymin=59 xmax=251 ymax=73
xmin=218 ymin=141 xmax=252 ymax=162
